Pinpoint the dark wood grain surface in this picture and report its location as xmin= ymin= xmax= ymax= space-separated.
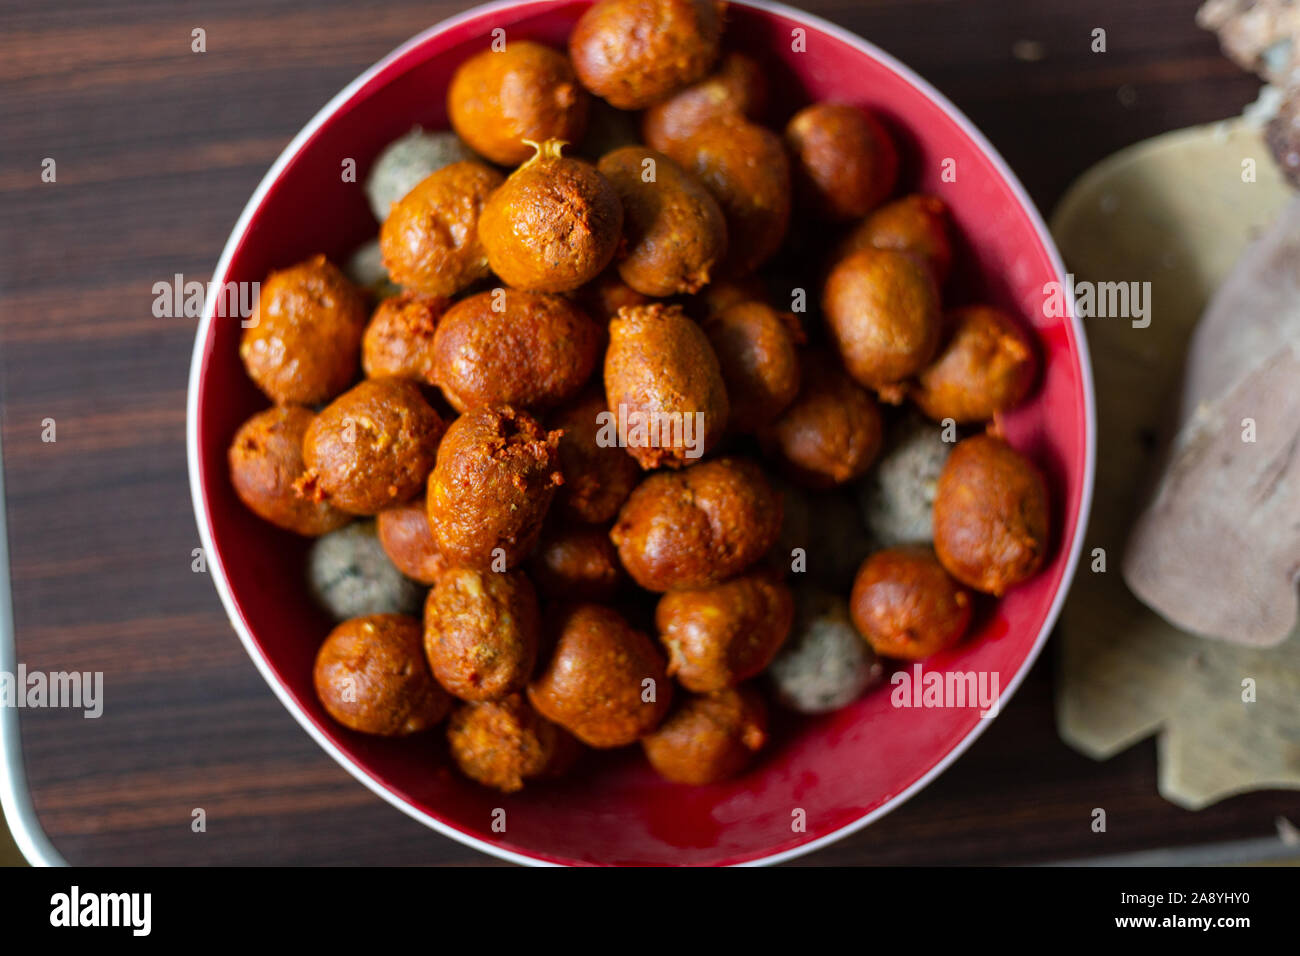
xmin=2 ymin=0 xmax=1295 ymax=866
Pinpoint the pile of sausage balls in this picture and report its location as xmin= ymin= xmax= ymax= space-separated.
xmin=228 ymin=0 xmax=1048 ymax=793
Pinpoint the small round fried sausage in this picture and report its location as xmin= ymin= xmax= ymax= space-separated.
xmin=785 ymin=102 xmax=898 ymax=221
xmin=604 ymin=303 xmax=729 ymax=469
xmin=597 ymin=145 xmax=727 ymax=296
xmin=849 ymin=546 xmax=972 ymax=660
xmin=426 ymin=405 xmax=563 ymax=569
xmin=448 ymin=41 xmax=589 ymax=166
xmin=839 ymin=194 xmax=953 ymax=285
xmin=229 ymin=406 xmax=350 ymax=536
xmin=314 ymin=614 xmax=452 ymax=735
xmin=528 ymin=603 xmax=672 ymax=747
xmin=642 ymin=685 xmax=767 ymax=785
xmin=376 ymin=500 xmax=447 ymax=585
xmin=611 ymin=457 xmax=782 ymax=592
xmin=656 ymin=569 xmax=794 ymax=692
xmin=447 ymin=694 xmax=580 ymax=792
xmin=569 ymin=0 xmax=724 ymax=110
xmin=759 ymin=351 xmax=884 ymax=490
xmin=911 ymin=305 xmax=1038 ymax=424
xmin=300 ymin=379 xmax=446 ymax=515
xmin=379 ymin=160 xmax=503 ymax=297
xmin=642 ymin=51 xmax=767 ymax=157
xmin=573 ymin=268 xmax=651 ymax=322
xmin=703 ymin=301 xmax=802 ymax=433
xmin=529 ymin=522 xmax=625 ymax=602
xmin=680 ymin=118 xmax=791 ymax=276
xmin=479 ymin=140 xmax=623 ymax=293
xmin=932 ymin=435 xmax=1048 ymax=596
xmin=431 ymin=289 xmax=602 ymax=412
xmin=424 ymin=567 xmax=540 ymax=701
xmin=550 ymin=389 xmax=640 ymax=523
xmin=823 ymin=247 xmax=941 ymax=399
xmin=361 ymin=291 xmax=448 ymax=386
xmin=240 ymin=255 xmax=368 ymax=406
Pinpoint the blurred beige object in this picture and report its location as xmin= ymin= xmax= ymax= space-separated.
xmin=1052 ymin=118 xmax=1300 ymax=808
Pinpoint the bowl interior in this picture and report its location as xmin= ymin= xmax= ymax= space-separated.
xmin=191 ymin=0 xmax=1090 ymax=865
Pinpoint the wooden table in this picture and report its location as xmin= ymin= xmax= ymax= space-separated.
xmin=2 ymin=0 xmax=1295 ymax=866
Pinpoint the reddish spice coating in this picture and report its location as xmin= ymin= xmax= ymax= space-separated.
xmin=239 ymin=255 xmax=368 ymax=406
xmin=299 ymin=378 xmax=446 ymax=515
xmin=572 ymin=268 xmax=651 ymax=322
xmin=822 ymin=247 xmax=941 ymax=399
xmin=568 ymin=0 xmax=724 ymax=110
xmin=228 ymin=406 xmax=350 ymax=536
xmin=550 ymin=389 xmax=641 ymax=523
xmin=447 ymin=41 xmax=590 ymax=166
xmin=643 ymin=51 xmax=768 ymax=157
xmin=603 ymin=303 xmax=730 ymax=469
xmin=785 ymin=102 xmax=898 ymax=221
xmin=598 ymin=145 xmax=728 ymax=296
xmin=839 ymin=194 xmax=953 ymax=285
xmin=361 ymin=291 xmax=448 ymax=386
xmin=479 ymin=140 xmax=623 ymax=293
xmin=932 ymin=435 xmax=1049 ymax=596
xmin=849 ymin=546 xmax=972 ymax=660
xmin=680 ymin=117 xmax=791 ymax=276
xmin=376 ymin=500 xmax=448 ymax=585
xmin=528 ymin=603 xmax=672 ymax=747
xmin=611 ymin=456 xmax=782 ymax=592
xmin=313 ymin=614 xmax=452 ymax=736
xmin=759 ymin=351 xmax=884 ymax=490
xmin=911 ymin=305 xmax=1038 ymax=424
xmin=447 ymin=693 xmax=580 ymax=792
xmin=642 ymin=685 xmax=767 ymax=785
xmin=703 ymin=300 xmax=803 ymax=433
xmin=529 ymin=522 xmax=625 ymax=602
xmin=423 ymin=567 xmax=540 ymax=701
xmin=379 ymin=160 xmax=503 ymax=296
xmin=656 ymin=569 xmax=794 ymax=691
xmin=431 ymin=288 xmax=602 ymax=413
xmin=426 ymin=405 xmax=564 ymax=569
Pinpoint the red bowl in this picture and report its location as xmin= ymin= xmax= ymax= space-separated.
xmin=187 ymin=0 xmax=1095 ymax=866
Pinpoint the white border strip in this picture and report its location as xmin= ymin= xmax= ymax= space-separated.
xmin=185 ymin=0 xmax=1098 ymax=867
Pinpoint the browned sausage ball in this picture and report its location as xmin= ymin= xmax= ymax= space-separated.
xmin=839 ymin=194 xmax=953 ymax=285
xmin=379 ymin=160 xmax=503 ymax=296
xmin=423 ymin=567 xmax=540 ymax=701
xmin=299 ymin=378 xmax=446 ymax=515
xmin=785 ymin=102 xmax=898 ymax=221
xmin=229 ymin=406 xmax=350 ymax=536
xmin=479 ymin=140 xmax=623 ymax=293
xmin=550 ymin=388 xmax=641 ymax=523
xmin=426 ymin=405 xmax=563 ymax=569
xmin=597 ymin=145 xmax=727 ymax=296
xmin=376 ymin=500 xmax=447 ymax=585
xmin=528 ymin=603 xmax=672 ymax=747
xmin=572 ymin=268 xmax=651 ymax=321
xmin=759 ymin=351 xmax=884 ymax=490
xmin=642 ymin=685 xmax=767 ymax=785
xmin=684 ymin=274 xmax=769 ymax=321
xmin=529 ymin=522 xmax=625 ymax=602
xmin=447 ymin=41 xmax=589 ymax=166
xmin=431 ymin=289 xmax=601 ymax=413
xmin=849 ymin=546 xmax=972 ymax=660
xmin=911 ymin=305 xmax=1038 ymax=424
xmin=680 ymin=117 xmax=791 ymax=276
xmin=361 ymin=291 xmax=447 ymax=386
xmin=932 ymin=434 xmax=1049 ymax=596
xmin=823 ymin=247 xmax=941 ymax=400
xmin=569 ymin=0 xmax=724 ymax=110
xmin=656 ymin=569 xmax=794 ymax=691
xmin=703 ymin=300 xmax=802 ymax=433
xmin=447 ymin=693 xmax=580 ymax=792
xmin=314 ymin=614 xmax=452 ymax=735
xmin=604 ymin=303 xmax=729 ymax=469
xmin=642 ymin=51 xmax=767 ymax=157
xmin=240 ymin=255 xmax=368 ymax=406
xmin=611 ymin=457 xmax=782 ymax=592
